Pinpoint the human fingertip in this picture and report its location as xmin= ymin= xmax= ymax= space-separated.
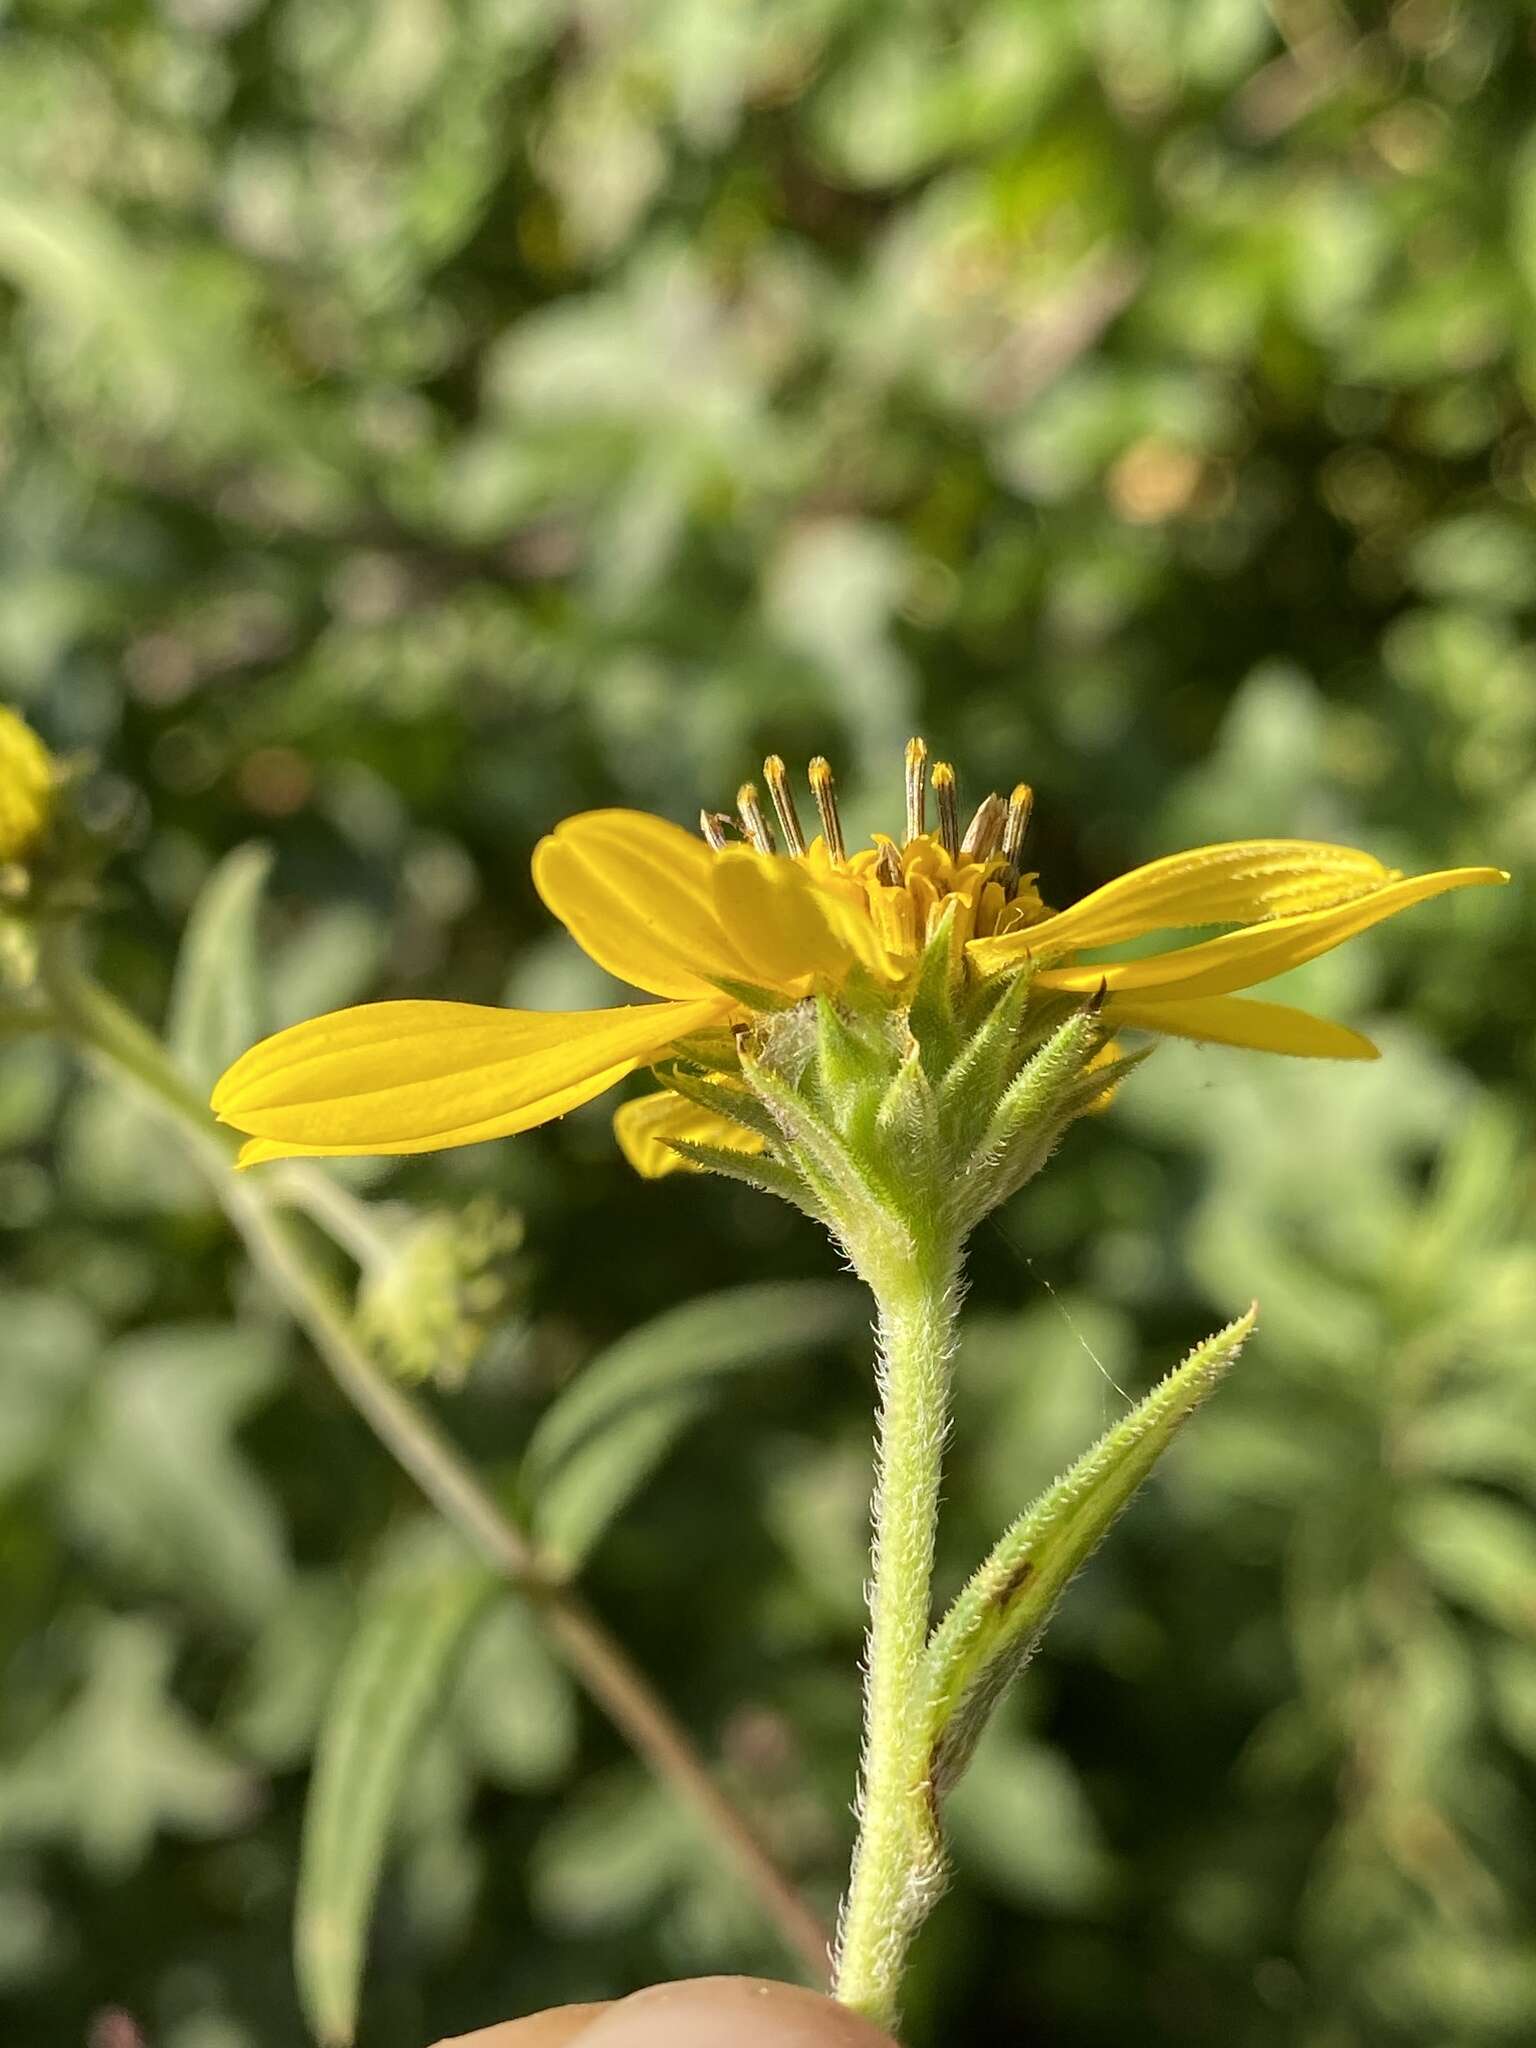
xmin=576 ymin=1977 xmax=899 ymax=2047
xmin=431 ymin=2001 xmax=610 ymax=2047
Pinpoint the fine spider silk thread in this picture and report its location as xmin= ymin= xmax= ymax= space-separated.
xmin=987 ymin=1218 xmax=1136 ymax=1411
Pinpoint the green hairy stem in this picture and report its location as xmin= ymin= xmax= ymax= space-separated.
xmin=834 ymin=1236 xmax=962 ymax=2026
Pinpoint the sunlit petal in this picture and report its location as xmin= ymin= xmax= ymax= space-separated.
xmin=612 ymin=1088 xmax=768 ymax=1179
xmin=978 ymin=839 xmax=1398 ymax=965
xmin=1020 ymin=866 xmax=1507 ymax=998
xmin=712 ymin=848 xmax=903 ymax=994
xmin=1106 ymin=993 xmax=1380 ymax=1060
xmin=213 ymin=996 xmax=730 ymax=1162
xmin=532 ymin=809 xmax=760 ymax=998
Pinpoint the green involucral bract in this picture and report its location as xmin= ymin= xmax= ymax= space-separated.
xmin=657 ymin=923 xmax=1130 ymax=1251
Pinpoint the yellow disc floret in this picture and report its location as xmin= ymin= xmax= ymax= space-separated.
xmin=805 ymin=831 xmax=1047 ymax=965
xmin=705 ymin=744 xmax=1051 ymax=983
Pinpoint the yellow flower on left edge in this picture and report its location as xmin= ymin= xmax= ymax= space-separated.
xmin=212 ymin=751 xmax=1507 ymax=1176
xmin=0 ymin=706 xmax=57 ymax=862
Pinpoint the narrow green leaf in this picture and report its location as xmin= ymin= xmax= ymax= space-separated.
xmin=294 ymin=1552 xmax=492 ymax=2047
xmin=920 ymin=1304 xmax=1257 ymax=1792
xmin=523 ymin=1281 xmax=861 ymax=1568
xmin=944 ymin=1724 xmax=1112 ymax=1913
xmin=61 ymin=1324 xmax=288 ymax=1630
xmin=523 ymin=1281 xmax=861 ymax=1488
xmin=167 ymin=843 xmax=274 ymax=1089
xmin=452 ymin=1598 xmax=578 ymax=1792
xmin=1404 ymin=1488 xmax=1536 ymax=1637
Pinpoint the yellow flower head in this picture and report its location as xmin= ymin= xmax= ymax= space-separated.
xmin=212 ymin=744 xmax=1506 ymax=1174
xmin=0 ymin=706 xmax=57 ymax=864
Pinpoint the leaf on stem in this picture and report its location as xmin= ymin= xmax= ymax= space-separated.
xmin=168 ymin=843 xmax=274 ymax=1089
xmin=919 ymin=1304 xmax=1258 ymax=1793
xmin=522 ymin=1281 xmax=862 ymax=1570
xmin=294 ymin=1533 xmax=493 ymax=2047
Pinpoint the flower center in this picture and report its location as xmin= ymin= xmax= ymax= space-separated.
xmin=702 ymin=741 xmax=1052 ymax=965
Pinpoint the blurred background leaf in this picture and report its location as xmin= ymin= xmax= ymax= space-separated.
xmin=294 ymin=1525 xmax=492 ymax=2048
xmin=523 ymin=1279 xmax=865 ymax=1568
xmin=168 ymin=843 xmax=275 ymax=1091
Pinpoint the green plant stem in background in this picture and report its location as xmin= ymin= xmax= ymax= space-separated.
xmin=272 ymin=1162 xmax=404 ymax=1278
xmin=834 ymin=1238 xmax=961 ymax=2028
xmin=38 ymin=940 xmax=831 ymax=1982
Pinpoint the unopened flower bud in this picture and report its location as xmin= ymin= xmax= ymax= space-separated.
xmin=356 ymin=1198 xmax=524 ymax=1387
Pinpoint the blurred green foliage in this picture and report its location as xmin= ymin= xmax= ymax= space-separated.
xmin=1 ymin=0 xmax=1532 ymax=2041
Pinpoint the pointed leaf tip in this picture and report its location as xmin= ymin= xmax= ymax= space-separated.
xmin=918 ymin=1303 xmax=1256 ymax=1795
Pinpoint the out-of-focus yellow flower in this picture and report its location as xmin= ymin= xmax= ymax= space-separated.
xmin=0 ymin=706 xmax=57 ymax=863
xmin=212 ymin=742 xmax=1506 ymax=1173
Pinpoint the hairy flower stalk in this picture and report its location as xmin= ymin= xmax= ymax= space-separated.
xmin=836 ymin=1235 xmax=960 ymax=2019
xmin=205 ymin=739 xmax=1505 ymax=2031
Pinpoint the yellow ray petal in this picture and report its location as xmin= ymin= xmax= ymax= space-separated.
xmin=976 ymin=839 xmax=1397 ymax=965
xmin=213 ymin=996 xmax=730 ymax=1162
xmin=1021 ymin=866 xmax=1507 ymax=998
xmin=1082 ymin=1037 xmax=1127 ymax=1112
xmin=612 ymin=1088 xmax=768 ymax=1179
xmin=532 ymin=810 xmax=762 ymax=999
xmin=1106 ymin=993 xmax=1380 ymax=1060
xmin=711 ymin=847 xmax=903 ymax=994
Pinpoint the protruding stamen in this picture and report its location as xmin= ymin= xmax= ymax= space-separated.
xmin=960 ymin=792 xmax=1005 ymax=860
xmin=872 ymin=836 xmax=904 ymax=889
xmin=1001 ymin=783 xmax=1034 ymax=869
xmin=808 ymin=756 xmax=846 ymax=863
xmin=932 ymin=761 xmax=959 ymax=858
xmin=762 ymin=755 xmax=806 ymax=856
xmin=904 ymin=737 xmax=928 ymax=842
xmin=699 ymin=810 xmax=733 ymax=851
xmin=737 ymin=782 xmax=776 ymax=855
